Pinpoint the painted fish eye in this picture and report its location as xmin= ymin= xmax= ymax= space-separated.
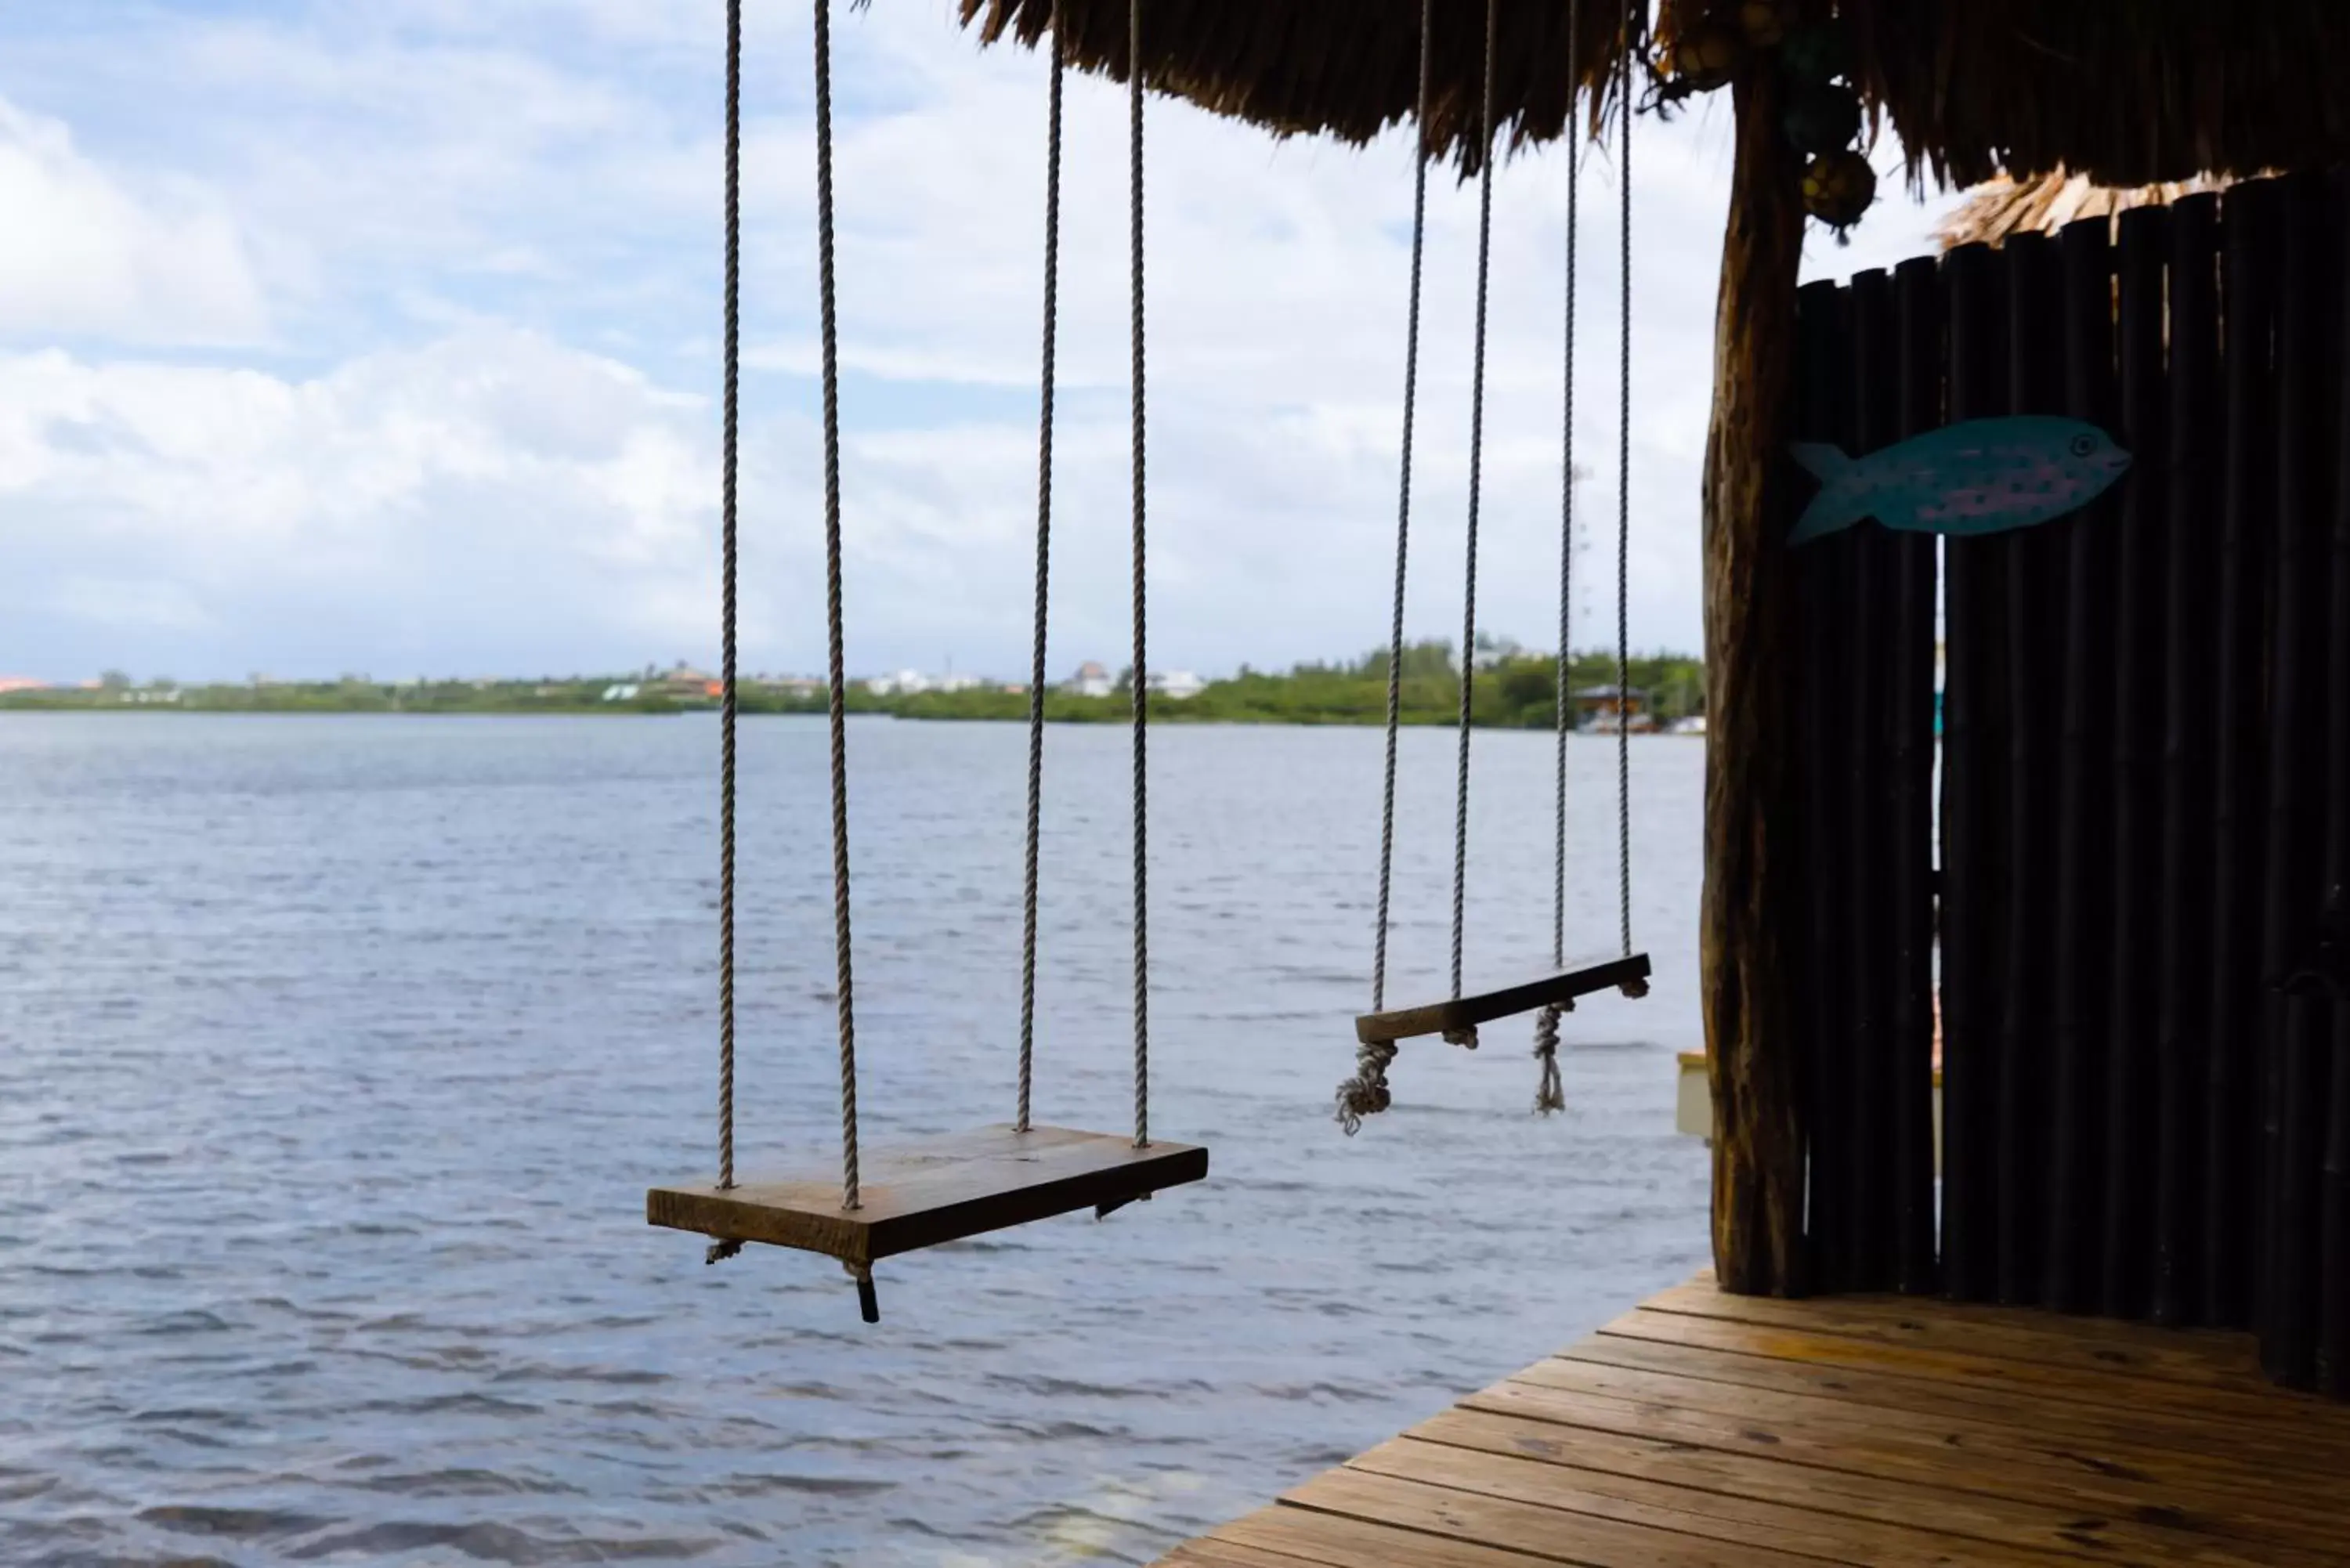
xmin=2069 ymin=434 xmax=2097 ymax=458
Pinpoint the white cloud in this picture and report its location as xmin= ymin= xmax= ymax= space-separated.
xmin=702 ymin=8 xmax=1969 ymax=678
xmin=52 ymin=576 xmax=216 ymax=634
xmin=0 ymin=331 xmax=732 ymax=677
xmin=0 ymin=2 xmax=1972 ymax=683
xmin=0 ymin=99 xmax=266 ymax=347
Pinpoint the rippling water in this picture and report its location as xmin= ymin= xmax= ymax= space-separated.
xmin=0 ymin=714 xmax=1708 ymax=1566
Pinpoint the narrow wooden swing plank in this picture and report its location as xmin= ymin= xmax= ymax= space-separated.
xmin=646 ymin=1123 xmax=1206 ymax=1270
xmin=1354 ymin=952 xmax=1650 ymax=1046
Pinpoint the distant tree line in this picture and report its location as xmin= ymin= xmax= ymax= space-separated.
xmin=2 ymin=640 xmax=1705 ymax=728
xmin=831 ymin=640 xmax=1705 ymax=728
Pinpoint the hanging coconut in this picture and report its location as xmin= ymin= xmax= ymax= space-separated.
xmin=1782 ymin=81 xmax=1862 ymax=156
xmin=1668 ymin=20 xmax=1746 ymax=94
xmin=1780 ymin=19 xmax=1853 ymax=85
xmin=1802 ymin=149 xmax=1878 ymax=233
xmin=1737 ymin=0 xmax=1791 ymax=49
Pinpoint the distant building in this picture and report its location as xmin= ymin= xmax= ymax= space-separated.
xmin=0 ymin=677 xmax=47 ymax=694
xmin=769 ymin=676 xmax=824 ymax=699
xmin=932 ymin=671 xmax=986 ymax=694
xmin=660 ymin=662 xmax=720 ymax=699
xmin=1148 ymin=670 xmax=1206 ymax=700
xmin=602 ymin=683 xmax=642 ymax=703
xmin=1066 ymin=660 xmax=1113 ymax=698
xmin=1573 ymin=685 xmax=1654 ymax=733
xmin=864 ymin=670 xmax=933 ymax=696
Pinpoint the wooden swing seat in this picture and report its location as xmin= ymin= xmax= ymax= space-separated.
xmin=1354 ymin=952 xmax=1652 ymax=1045
xmin=646 ymin=1123 xmax=1207 ymax=1270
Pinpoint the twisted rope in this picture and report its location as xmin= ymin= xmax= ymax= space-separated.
xmin=1553 ymin=0 xmax=1581 ymax=977
xmin=813 ymin=0 xmax=860 ymax=1210
xmin=1342 ymin=0 xmax=1436 ymax=1135
xmin=1534 ymin=0 xmax=1582 ymax=1114
xmin=717 ymin=0 xmax=742 ymax=1199
xmin=1614 ymin=0 xmax=1634 ymax=961
xmin=1127 ymin=0 xmax=1149 ymax=1149
xmin=1447 ymin=0 xmax=1499 ymax=1050
xmin=1018 ymin=13 xmax=1065 ymax=1136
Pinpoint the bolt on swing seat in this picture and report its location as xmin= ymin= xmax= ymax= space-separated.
xmin=648 ymin=0 xmax=1202 ymax=1323
xmin=1355 ymin=953 xmax=1651 ymax=1046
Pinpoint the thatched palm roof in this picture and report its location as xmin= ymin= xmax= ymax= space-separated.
xmin=1936 ymin=168 xmax=2239 ymax=250
xmin=954 ymin=1 xmax=2350 ymax=188
xmin=959 ymin=0 xmax=1631 ymax=174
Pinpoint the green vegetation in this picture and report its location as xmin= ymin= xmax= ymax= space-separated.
xmin=1 ymin=641 xmax=1705 ymax=728
xmin=0 ymin=676 xmax=673 ymax=714
xmin=875 ymin=642 xmax=1704 ymax=727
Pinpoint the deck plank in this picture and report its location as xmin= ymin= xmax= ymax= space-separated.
xmin=1567 ymin=1321 xmax=2350 ymax=1476
xmin=1405 ymin=1407 xmax=2269 ymax=1566
xmin=1148 ymin=1277 xmax=2349 ymax=1568
xmin=1607 ymin=1298 xmax=2350 ymax=1439
xmin=1162 ymin=1544 xmax=1336 ymax=1568
xmin=1690 ymin=1270 xmax=2257 ymax=1360
xmin=1460 ymin=1380 xmax=2338 ymax=1566
xmin=1212 ymin=1505 xmax=1572 ymax=1568
xmin=1636 ymin=1284 xmax=2332 ymax=1401
xmin=1509 ymin=1357 xmax=2345 ymax=1515
xmin=1347 ymin=1437 xmax=2058 ymax=1566
xmin=1281 ymin=1469 xmax=1823 ymax=1568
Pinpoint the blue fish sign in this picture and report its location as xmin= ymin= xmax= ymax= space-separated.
xmin=1788 ymin=416 xmax=2131 ymax=545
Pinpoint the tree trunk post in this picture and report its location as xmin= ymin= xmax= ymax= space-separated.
xmin=1704 ymin=62 xmax=1810 ymax=1295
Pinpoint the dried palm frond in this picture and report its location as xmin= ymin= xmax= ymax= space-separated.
xmin=938 ymin=2 xmax=2348 ymax=190
xmin=1936 ymin=168 xmax=2242 ymax=250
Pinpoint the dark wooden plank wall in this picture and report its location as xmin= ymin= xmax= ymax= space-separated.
xmin=1791 ymin=277 xmax=1849 ymax=1299
xmin=2153 ymin=191 xmax=2222 ymax=1329
xmin=1788 ymin=172 xmax=2349 ymax=1396
xmin=1788 ymin=269 xmax=1938 ymax=1298
xmin=1936 ymin=239 xmax=2008 ymax=1306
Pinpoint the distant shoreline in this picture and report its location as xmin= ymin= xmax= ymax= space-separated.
xmin=0 ymin=645 xmax=1706 ymax=729
xmin=0 ymin=701 xmax=1699 ymax=732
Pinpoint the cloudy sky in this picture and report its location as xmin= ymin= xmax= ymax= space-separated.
xmin=0 ymin=1 xmax=1969 ymax=685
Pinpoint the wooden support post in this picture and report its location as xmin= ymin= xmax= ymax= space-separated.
xmin=1703 ymin=64 xmax=1807 ymax=1296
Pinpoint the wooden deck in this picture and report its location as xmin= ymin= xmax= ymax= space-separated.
xmin=1154 ymin=1275 xmax=2350 ymax=1568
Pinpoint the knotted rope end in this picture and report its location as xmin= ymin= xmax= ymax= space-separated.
xmin=1335 ymin=1039 xmax=1399 ymax=1136
xmin=1532 ymin=1003 xmax=1566 ymax=1115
